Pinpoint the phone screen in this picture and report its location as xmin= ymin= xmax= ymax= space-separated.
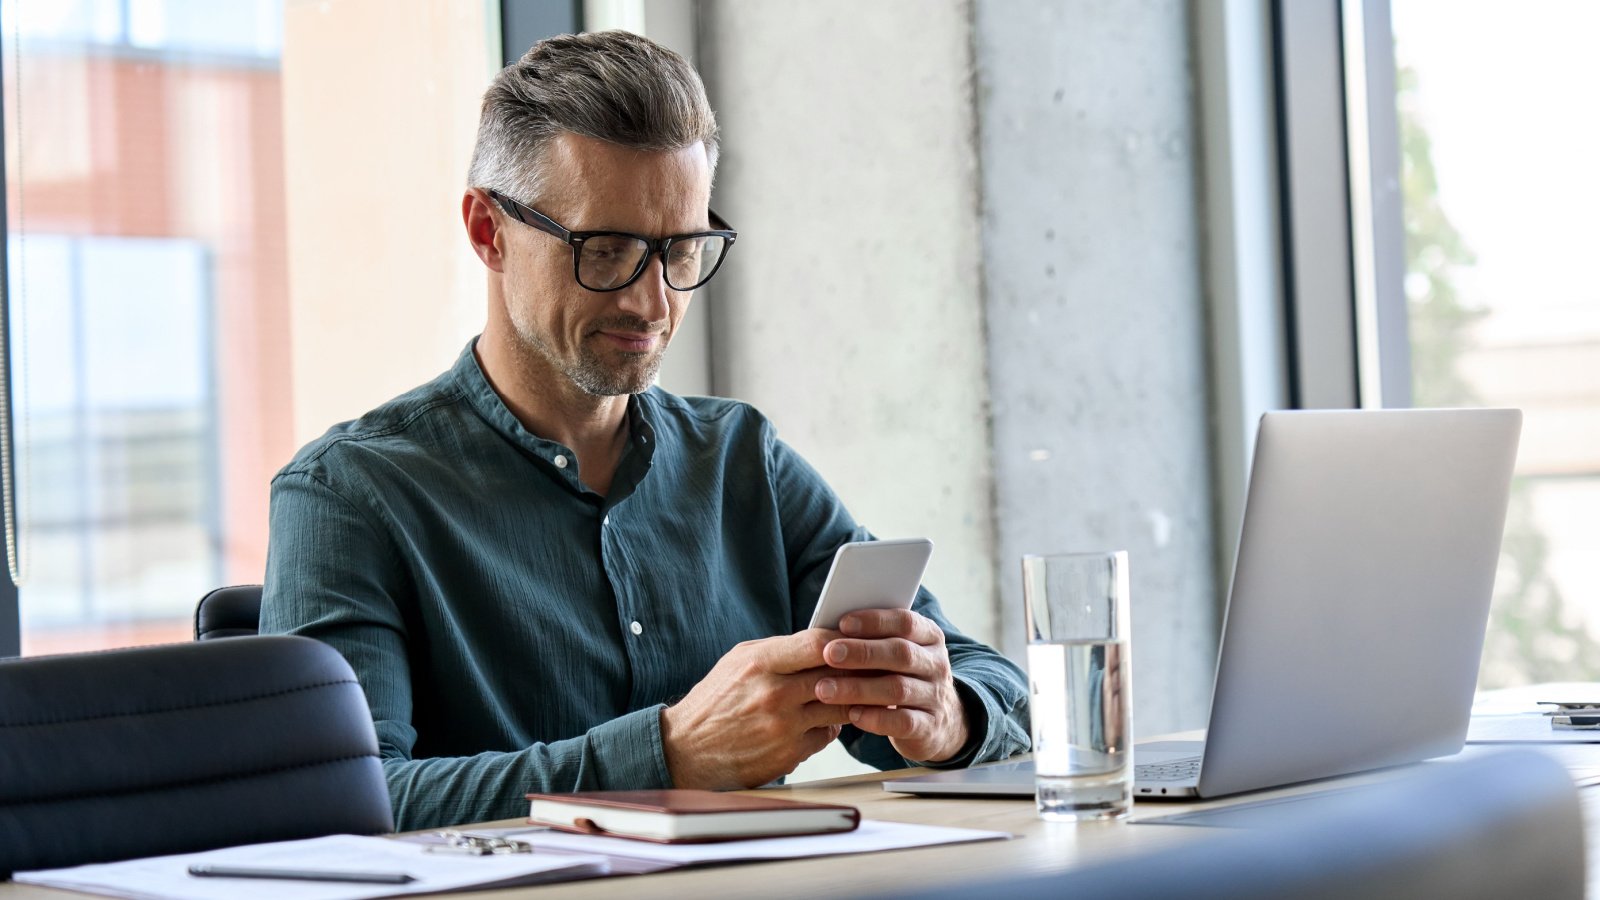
xmin=806 ymin=538 xmax=934 ymax=630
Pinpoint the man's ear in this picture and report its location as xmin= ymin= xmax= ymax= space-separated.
xmin=463 ymin=188 xmax=506 ymax=273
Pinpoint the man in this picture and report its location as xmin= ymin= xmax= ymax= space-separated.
xmin=262 ymin=31 xmax=1029 ymax=831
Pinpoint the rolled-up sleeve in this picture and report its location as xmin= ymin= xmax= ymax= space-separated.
xmin=763 ymin=427 xmax=1032 ymax=771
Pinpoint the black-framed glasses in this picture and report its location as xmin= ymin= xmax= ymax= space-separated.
xmin=488 ymin=189 xmax=737 ymax=293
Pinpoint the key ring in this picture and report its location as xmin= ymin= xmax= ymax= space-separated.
xmin=425 ymin=830 xmax=536 ymax=855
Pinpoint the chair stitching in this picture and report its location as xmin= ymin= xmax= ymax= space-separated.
xmin=0 ymin=753 xmax=382 ymax=810
xmin=4 ymin=639 xmax=222 ymax=662
xmin=0 ymin=678 xmax=361 ymax=729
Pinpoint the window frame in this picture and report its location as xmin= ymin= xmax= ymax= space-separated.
xmin=1198 ymin=0 xmax=1410 ymax=607
xmin=1 ymin=31 xmax=18 ymax=658
xmin=1272 ymin=0 xmax=1410 ymax=410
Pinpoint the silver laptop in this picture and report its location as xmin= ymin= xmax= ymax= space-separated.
xmin=885 ymin=408 xmax=1521 ymax=800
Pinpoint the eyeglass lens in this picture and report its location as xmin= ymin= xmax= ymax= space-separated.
xmin=577 ymin=234 xmax=728 ymax=291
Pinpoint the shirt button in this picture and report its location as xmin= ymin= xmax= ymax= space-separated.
xmin=602 ymin=514 xmax=610 ymax=526
xmin=553 ymin=455 xmax=568 ymax=469
xmin=629 ymin=620 xmax=643 ymax=636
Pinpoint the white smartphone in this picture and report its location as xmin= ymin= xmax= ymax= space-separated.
xmin=805 ymin=538 xmax=935 ymax=630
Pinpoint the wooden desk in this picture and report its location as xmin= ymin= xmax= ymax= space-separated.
xmin=7 ymin=746 xmax=1600 ymax=898
xmin=514 ymin=753 xmax=1600 ymax=899
xmin=0 ymin=762 xmax=1302 ymax=900
xmin=489 ymin=768 xmax=1207 ymax=899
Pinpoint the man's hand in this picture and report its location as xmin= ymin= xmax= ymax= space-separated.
xmin=660 ymin=632 xmax=853 ymax=790
xmin=812 ymin=609 xmax=970 ymax=763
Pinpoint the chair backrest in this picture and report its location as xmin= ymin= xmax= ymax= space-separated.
xmin=194 ymin=583 xmax=263 ymax=640
xmin=0 ymin=635 xmax=393 ymax=876
xmin=877 ymin=748 xmax=1585 ymax=900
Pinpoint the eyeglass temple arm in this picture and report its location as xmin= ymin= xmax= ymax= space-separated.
xmin=488 ymin=190 xmax=571 ymax=241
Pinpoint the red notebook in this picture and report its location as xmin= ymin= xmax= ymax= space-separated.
xmin=526 ymin=789 xmax=861 ymax=844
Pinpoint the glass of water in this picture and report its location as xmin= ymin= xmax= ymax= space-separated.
xmin=1023 ymin=551 xmax=1132 ymax=821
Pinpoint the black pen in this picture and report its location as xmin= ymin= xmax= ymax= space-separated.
xmin=188 ymin=864 xmax=416 ymax=884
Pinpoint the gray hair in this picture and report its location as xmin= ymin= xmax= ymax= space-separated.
xmin=467 ymin=30 xmax=719 ymax=205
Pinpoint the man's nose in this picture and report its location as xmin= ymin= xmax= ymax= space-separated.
xmin=617 ymin=253 xmax=672 ymax=322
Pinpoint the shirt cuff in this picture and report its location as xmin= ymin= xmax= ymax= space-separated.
xmin=585 ymin=703 xmax=675 ymax=789
xmin=910 ymin=675 xmax=993 ymax=770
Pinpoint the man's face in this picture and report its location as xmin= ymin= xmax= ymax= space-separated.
xmin=498 ymin=133 xmax=712 ymax=397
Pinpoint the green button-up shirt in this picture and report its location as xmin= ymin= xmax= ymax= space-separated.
xmin=261 ymin=340 xmax=1030 ymax=830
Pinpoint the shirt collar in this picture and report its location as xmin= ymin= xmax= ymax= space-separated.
xmin=450 ymin=337 xmax=658 ymax=499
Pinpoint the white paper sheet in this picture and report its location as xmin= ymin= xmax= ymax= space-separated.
xmin=1467 ymin=713 xmax=1600 ymax=744
xmin=482 ymin=818 xmax=1013 ymax=865
xmin=14 ymin=834 xmax=609 ymax=900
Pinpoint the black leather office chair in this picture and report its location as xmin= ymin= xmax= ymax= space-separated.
xmin=875 ymin=748 xmax=1585 ymax=900
xmin=0 ymin=635 xmax=393 ymax=876
xmin=194 ymin=583 xmax=263 ymax=639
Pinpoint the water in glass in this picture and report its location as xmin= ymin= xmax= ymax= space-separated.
xmin=1029 ymin=638 xmax=1131 ymax=821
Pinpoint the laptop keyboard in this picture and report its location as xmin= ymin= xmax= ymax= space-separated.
xmin=1135 ymin=756 xmax=1202 ymax=782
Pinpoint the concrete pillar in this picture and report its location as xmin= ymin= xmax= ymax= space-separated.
xmin=974 ymin=0 xmax=1218 ymax=734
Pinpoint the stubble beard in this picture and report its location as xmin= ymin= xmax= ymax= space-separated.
xmin=510 ymin=309 xmax=667 ymax=397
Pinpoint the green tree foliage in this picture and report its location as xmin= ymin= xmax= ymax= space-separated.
xmin=1397 ymin=65 xmax=1600 ymax=684
xmin=1399 ymin=67 xmax=1482 ymax=409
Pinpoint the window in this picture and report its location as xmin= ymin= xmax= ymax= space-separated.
xmin=1273 ymin=0 xmax=1598 ymax=687
xmin=1391 ymin=0 xmax=1600 ymax=684
xmin=3 ymin=0 xmax=290 ymax=654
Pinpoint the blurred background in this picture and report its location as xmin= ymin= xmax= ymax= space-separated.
xmin=2 ymin=0 xmax=1596 ymax=778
